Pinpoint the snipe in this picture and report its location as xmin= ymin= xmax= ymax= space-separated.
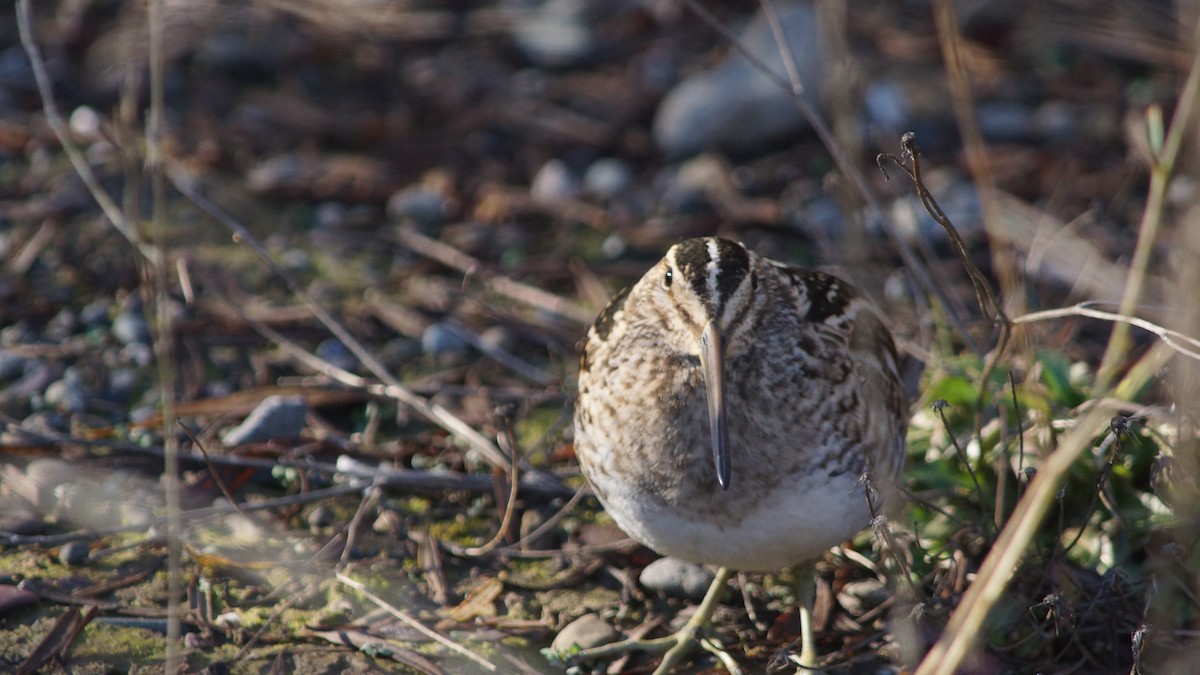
xmin=572 ymin=237 xmax=907 ymax=673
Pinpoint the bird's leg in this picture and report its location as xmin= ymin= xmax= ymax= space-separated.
xmin=570 ymin=566 xmax=735 ymax=674
xmin=788 ymin=559 xmax=821 ymax=671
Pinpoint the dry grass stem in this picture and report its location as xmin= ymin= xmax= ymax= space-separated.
xmin=336 ymin=571 xmax=498 ymax=671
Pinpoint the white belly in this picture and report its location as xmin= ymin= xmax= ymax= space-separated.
xmin=591 ymin=469 xmax=872 ymax=571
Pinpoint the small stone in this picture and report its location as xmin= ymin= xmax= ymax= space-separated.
xmin=59 ymin=541 xmax=90 ymax=566
xmin=976 ymin=101 xmax=1032 ymax=143
xmin=838 ymin=578 xmax=891 ymax=615
xmin=314 ymin=202 xmax=348 ymax=229
xmin=387 ymin=185 xmax=452 ymax=227
xmin=653 ymin=1 xmax=821 ymax=158
xmin=479 ymin=326 xmax=516 ymax=353
xmin=551 ymin=613 xmax=619 ymax=653
xmin=583 ymin=158 xmax=633 ymax=200
xmin=530 ymin=159 xmax=580 ymax=202
xmin=69 ymin=106 xmax=102 ymax=139
xmin=78 ymin=299 xmax=111 ymax=327
xmin=315 ymin=338 xmax=357 ymax=373
xmin=44 ymin=308 xmax=79 ymax=341
xmin=511 ymin=0 xmax=595 ymax=68
xmin=421 ymin=322 xmax=469 ymax=357
xmin=0 ymin=586 xmax=39 ymax=618
xmin=112 ymin=309 xmax=151 ymax=346
xmin=863 ymin=80 xmax=911 ymax=133
xmin=372 ymin=509 xmax=405 ymax=535
xmin=44 ymin=367 xmax=87 ymax=413
xmin=306 ymin=505 xmax=336 ymax=531
xmin=0 ymin=350 xmax=27 ymax=381
xmin=221 ymin=395 xmax=308 ymax=446
xmin=639 ymin=557 xmax=715 ymax=602
xmin=518 ymin=509 xmax=552 ymax=551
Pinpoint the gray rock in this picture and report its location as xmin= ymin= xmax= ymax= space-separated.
xmin=512 ymin=0 xmax=595 ymax=68
xmin=59 ymin=541 xmax=89 ymax=566
xmin=0 ymin=350 xmax=26 ymax=381
xmin=551 ymin=613 xmax=619 ymax=653
xmin=45 ymin=308 xmax=79 ymax=341
xmin=222 ymin=395 xmax=308 ymax=446
xmin=530 ymin=159 xmax=580 ymax=202
xmin=864 ymin=80 xmax=911 ymax=133
xmin=112 ymin=309 xmax=151 ymax=346
xmin=387 ymin=185 xmax=453 ymax=227
xmin=421 ymin=322 xmax=469 ymax=357
xmin=44 ymin=367 xmax=87 ymax=413
xmin=1031 ymin=100 xmax=1078 ymax=143
xmin=888 ymin=174 xmax=982 ymax=244
xmin=306 ymin=505 xmax=336 ymax=531
xmin=0 ymin=585 xmax=39 ymax=617
xmin=315 ymin=338 xmax=357 ymax=373
xmin=976 ymin=101 xmax=1032 ymax=143
xmin=653 ymin=1 xmax=822 ymax=158
xmin=583 ymin=158 xmax=634 ymax=200
xmin=838 ymin=578 xmax=891 ymax=615
xmin=78 ymin=299 xmax=111 ymax=328
xmin=639 ymin=557 xmax=715 ymax=602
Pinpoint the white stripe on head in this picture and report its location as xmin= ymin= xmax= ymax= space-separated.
xmin=706 ymin=238 xmax=721 ymax=309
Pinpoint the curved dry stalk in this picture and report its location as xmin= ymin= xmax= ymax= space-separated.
xmin=878 ymin=135 xmax=1012 ymax=444
xmin=14 ymin=0 xmax=159 ymax=266
xmin=337 ymin=571 xmax=497 ymax=671
xmin=394 ymin=226 xmax=594 ymax=326
xmin=1014 ymin=305 xmax=1200 ymax=362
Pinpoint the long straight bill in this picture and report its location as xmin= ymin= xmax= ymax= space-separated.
xmin=698 ymin=320 xmax=730 ymax=489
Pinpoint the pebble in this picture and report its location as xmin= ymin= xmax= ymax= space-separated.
xmin=44 ymin=367 xmax=87 ymax=413
xmin=0 ymin=350 xmax=26 ymax=381
xmin=112 ymin=309 xmax=152 ymax=346
xmin=551 ymin=613 xmax=619 ymax=653
xmin=387 ymin=185 xmax=453 ymax=228
xmin=44 ymin=308 xmax=79 ymax=341
xmin=0 ymin=586 xmax=39 ymax=618
xmin=583 ymin=158 xmax=634 ymax=200
xmin=78 ymin=299 xmax=111 ymax=328
xmin=653 ymin=1 xmax=821 ymax=158
xmin=306 ymin=505 xmax=336 ymax=531
xmin=315 ymin=338 xmax=358 ymax=373
xmin=888 ymin=174 xmax=982 ymax=244
xmin=511 ymin=0 xmax=595 ymax=68
xmin=864 ymin=80 xmax=911 ymax=134
xmin=420 ymin=322 xmax=469 ymax=357
xmin=639 ymin=557 xmax=715 ymax=602
xmin=976 ymin=100 xmax=1032 ymax=143
xmin=69 ymin=106 xmax=102 ymax=140
xmin=530 ymin=159 xmax=581 ymax=202
xmin=221 ymin=395 xmax=308 ymax=446
xmin=838 ymin=578 xmax=891 ymax=615
xmin=518 ymin=509 xmax=553 ymax=551
xmin=59 ymin=541 xmax=90 ymax=566
xmin=372 ymin=509 xmax=405 ymax=535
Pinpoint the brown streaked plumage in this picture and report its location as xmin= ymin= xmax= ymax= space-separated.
xmin=571 ymin=236 xmax=906 ymax=672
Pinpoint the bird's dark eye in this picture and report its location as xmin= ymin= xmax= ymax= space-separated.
xmin=664 ymin=267 xmax=674 ymax=289
xmin=751 ymin=272 xmax=759 ymax=290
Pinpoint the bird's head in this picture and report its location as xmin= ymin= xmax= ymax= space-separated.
xmin=644 ymin=237 xmax=766 ymax=490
